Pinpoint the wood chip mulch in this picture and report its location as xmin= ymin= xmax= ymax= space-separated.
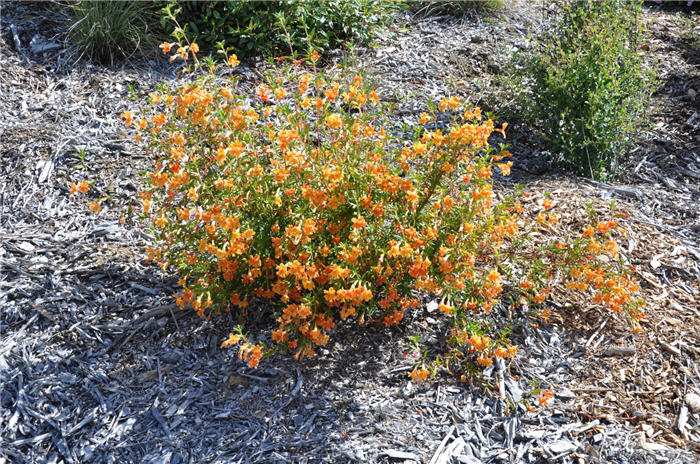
xmin=1 ymin=2 xmax=698 ymax=463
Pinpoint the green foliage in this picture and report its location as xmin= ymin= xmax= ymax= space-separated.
xmin=516 ymin=0 xmax=657 ymax=180
xmin=66 ymin=0 xmax=163 ymax=64
xmin=408 ymin=0 xmax=504 ymax=17
xmin=160 ymin=0 xmax=396 ymax=58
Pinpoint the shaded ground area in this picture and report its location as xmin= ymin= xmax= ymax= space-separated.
xmin=1 ymin=2 xmax=698 ymax=463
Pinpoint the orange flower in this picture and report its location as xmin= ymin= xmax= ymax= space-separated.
xmin=537 ymin=390 xmax=554 ymax=407
xmin=533 ymin=291 xmax=547 ymax=304
xmin=88 ymin=201 xmax=101 ymax=213
xmin=221 ymin=333 xmax=241 ymax=347
xmin=494 ymin=346 xmax=509 ymax=358
xmin=469 ymin=335 xmax=489 ymax=351
xmin=141 ymin=196 xmax=152 ymax=214
xmin=151 ymin=112 xmax=166 ymax=127
xmin=605 ymin=239 xmax=619 ymax=258
xmin=256 ymin=84 xmax=270 ymax=103
xmin=271 ymin=329 xmax=288 ymax=343
xmin=228 ymin=54 xmax=240 ymax=67
xmin=442 ymin=195 xmax=454 ymax=212
xmin=310 ymin=50 xmax=320 ymax=62
xmin=542 ymin=199 xmax=553 ymax=210
xmin=438 ymin=96 xmax=460 ymax=111
xmin=239 ymin=343 xmax=262 ymax=368
xmin=189 ymin=43 xmax=199 ymax=54
xmin=478 ymin=166 xmax=492 ymax=179
xmin=487 ymin=269 xmax=501 ymax=283
xmin=438 ymin=303 xmax=453 ymax=315
xmin=463 ymin=107 xmax=482 ymax=120
xmin=497 ymin=161 xmax=512 ymax=176
xmin=408 ymin=367 xmax=429 ymax=384
xmin=274 ymin=87 xmax=287 ymax=100
xmin=325 ymin=114 xmax=342 ymax=129
xmin=340 ymin=305 xmax=356 ymax=319
xmin=159 ymin=42 xmax=172 ymax=54
xmin=495 ymin=122 xmax=508 ymax=138
xmin=120 ymin=110 xmax=133 ymax=126
xmin=596 ymin=220 xmax=617 ymax=234
xmin=69 ymin=180 xmax=90 ymax=194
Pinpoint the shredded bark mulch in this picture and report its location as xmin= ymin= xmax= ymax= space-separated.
xmin=1 ymin=2 xmax=698 ymax=463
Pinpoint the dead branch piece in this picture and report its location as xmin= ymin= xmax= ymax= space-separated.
xmin=659 ymin=341 xmax=681 ymax=356
xmin=603 ymin=345 xmax=636 ymax=357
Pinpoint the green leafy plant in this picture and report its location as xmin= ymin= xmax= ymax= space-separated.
xmin=71 ymin=148 xmax=88 ymax=170
xmin=514 ymin=0 xmax=657 ymax=180
xmin=160 ymin=0 xmax=396 ymax=58
xmin=65 ymin=0 xmax=163 ymax=64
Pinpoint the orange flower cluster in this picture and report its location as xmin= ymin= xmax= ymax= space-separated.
xmin=123 ymin=49 xmax=643 ymax=380
xmin=409 ymin=366 xmax=430 ymax=384
xmin=447 ymin=329 xmax=519 ymax=370
xmin=69 ymin=180 xmax=90 ymax=194
xmin=238 ymin=342 xmax=262 ymax=368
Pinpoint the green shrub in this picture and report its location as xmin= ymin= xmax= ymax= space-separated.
xmin=517 ymin=0 xmax=656 ymax=180
xmin=161 ymin=0 xmax=395 ymax=58
xmin=66 ymin=0 xmax=163 ymax=64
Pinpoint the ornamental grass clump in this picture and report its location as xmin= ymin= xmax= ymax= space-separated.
xmin=409 ymin=0 xmax=504 ymax=17
xmin=67 ymin=0 xmax=162 ymax=64
xmin=116 ymin=42 xmax=644 ymax=380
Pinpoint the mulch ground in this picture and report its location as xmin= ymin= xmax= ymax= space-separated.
xmin=1 ymin=2 xmax=698 ymax=463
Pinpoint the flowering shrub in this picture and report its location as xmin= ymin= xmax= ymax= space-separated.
xmin=118 ymin=43 xmax=644 ymax=381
